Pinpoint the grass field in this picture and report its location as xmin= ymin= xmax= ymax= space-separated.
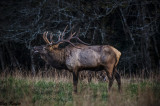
xmin=0 ymin=71 xmax=160 ymax=106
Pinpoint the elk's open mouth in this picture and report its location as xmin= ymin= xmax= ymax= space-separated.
xmin=34 ymin=50 xmax=39 ymax=53
xmin=32 ymin=47 xmax=40 ymax=54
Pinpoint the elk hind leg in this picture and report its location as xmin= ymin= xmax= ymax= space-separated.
xmin=105 ymin=66 xmax=114 ymax=92
xmin=114 ymin=68 xmax=121 ymax=92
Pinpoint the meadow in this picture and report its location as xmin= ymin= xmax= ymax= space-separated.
xmin=0 ymin=70 xmax=160 ymax=106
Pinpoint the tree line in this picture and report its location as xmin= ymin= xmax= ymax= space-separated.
xmin=0 ymin=0 xmax=159 ymax=75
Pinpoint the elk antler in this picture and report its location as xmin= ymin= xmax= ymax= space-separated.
xmin=71 ymin=29 xmax=90 ymax=46
xmin=43 ymin=32 xmax=51 ymax=44
xmin=43 ymin=25 xmax=90 ymax=48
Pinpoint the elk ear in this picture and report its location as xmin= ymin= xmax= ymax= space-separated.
xmin=51 ymin=45 xmax=59 ymax=49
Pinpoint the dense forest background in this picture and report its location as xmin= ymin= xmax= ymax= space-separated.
xmin=0 ymin=0 xmax=160 ymax=76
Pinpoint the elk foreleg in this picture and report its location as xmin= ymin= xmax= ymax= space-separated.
xmin=73 ymin=71 xmax=79 ymax=93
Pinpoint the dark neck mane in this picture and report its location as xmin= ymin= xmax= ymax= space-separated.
xmin=49 ymin=48 xmax=65 ymax=64
xmin=43 ymin=48 xmax=67 ymax=69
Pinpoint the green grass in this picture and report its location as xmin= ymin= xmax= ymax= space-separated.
xmin=0 ymin=76 xmax=160 ymax=106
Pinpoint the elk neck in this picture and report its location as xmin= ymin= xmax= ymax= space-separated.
xmin=49 ymin=48 xmax=65 ymax=64
xmin=45 ymin=48 xmax=67 ymax=69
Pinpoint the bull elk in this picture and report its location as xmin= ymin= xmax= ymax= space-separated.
xmin=33 ymin=26 xmax=121 ymax=93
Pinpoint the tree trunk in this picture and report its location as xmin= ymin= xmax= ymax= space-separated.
xmin=5 ymin=43 xmax=20 ymax=71
xmin=0 ymin=47 xmax=5 ymax=71
xmin=30 ymin=49 xmax=36 ymax=76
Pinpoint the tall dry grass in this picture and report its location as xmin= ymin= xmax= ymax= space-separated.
xmin=0 ymin=69 xmax=160 ymax=106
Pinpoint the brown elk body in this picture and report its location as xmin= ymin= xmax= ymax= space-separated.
xmin=33 ymin=26 xmax=121 ymax=93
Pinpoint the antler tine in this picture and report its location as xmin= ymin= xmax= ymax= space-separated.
xmin=61 ymin=25 xmax=68 ymax=40
xmin=65 ymin=40 xmax=81 ymax=49
xmin=73 ymin=28 xmax=80 ymax=38
xmin=45 ymin=32 xmax=51 ymax=44
xmin=73 ymin=28 xmax=90 ymax=46
xmin=43 ymin=32 xmax=51 ymax=44
xmin=58 ymin=32 xmax=61 ymax=41
xmin=50 ymin=33 xmax=53 ymax=43
xmin=76 ymin=37 xmax=90 ymax=45
xmin=76 ymin=28 xmax=80 ymax=37
xmin=67 ymin=31 xmax=76 ymax=40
